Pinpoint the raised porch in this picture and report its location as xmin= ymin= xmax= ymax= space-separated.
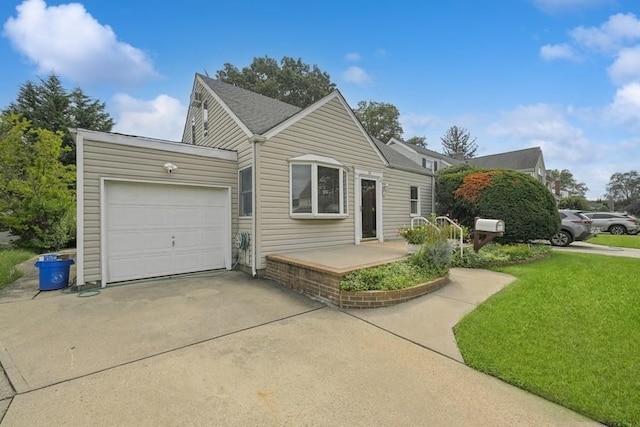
xmin=265 ymin=240 xmax=449 ymax=308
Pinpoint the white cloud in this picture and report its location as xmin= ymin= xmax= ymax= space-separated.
xmin=606 ymin=82 xmax=640 ymax=126
xmin=345 ymin=52 xmax=360 ymax=62
xmin=3 ymin=0 xmax=158 ymax=86
xmin=342 ymin=66 xmax=372 ymax=86
xmin=608 ymin=46 xmax=640 ymax=85
xmin=540 ymin=43 xmax=580 ymax=61
xmin=570 ymin=13 xmax=640 ymax=52
xmin=112 ymin=94 xmax=187 ymax=141
xmin=400 ymin=113 xmax=440 ymax=138
xmin=488 ymin=103 xmax=592 ymax=163
xmin=533 ymin=0 xmax=613 ymax=14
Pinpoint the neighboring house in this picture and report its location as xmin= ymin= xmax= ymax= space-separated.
xmin=386 ymin=138 xmax=460 ymax=173
xmin=466 ymin=147 xmax=547 ymax=186
xmin=73 ymin=74 xmax=435 ymax=287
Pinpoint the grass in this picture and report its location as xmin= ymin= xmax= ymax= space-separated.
xmin=0 ymin=249 xmax=36 ymax=290
xmin=588 ymin=233 xmax=640 ymax=249
xmin=454 ymin=252 xmax=640 ymax=426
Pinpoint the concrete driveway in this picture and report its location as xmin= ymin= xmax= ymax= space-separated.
xmin=0 ymin=270 xmax=596 ymax=426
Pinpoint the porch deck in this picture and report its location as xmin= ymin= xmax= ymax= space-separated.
xmin=265 ymin=240 xmax=449 ymax=308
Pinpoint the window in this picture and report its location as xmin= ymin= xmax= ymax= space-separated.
xmin=239 ymin=167 xmax=252 ymax=217
xmin=410 ymin=186 xmax=419 ymax=216
xmin=202 ymin=101 xmax=209 ymax=137
xmin=190 ymin=117 xmax=197 ymax=144
xmin=290 ymin=159 xmax=347 ymax=217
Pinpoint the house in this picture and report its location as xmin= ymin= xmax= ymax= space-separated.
xmin=466 ymin=147 xmax=547 ymax=186
xmin=386 ymin=138 xmax=461 ymax=173
xmin=73 ymin=74 xmax=435 ymax=287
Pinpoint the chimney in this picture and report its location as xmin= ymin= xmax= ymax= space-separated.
xmin=554 ymin=179 xmax=561 ymax=196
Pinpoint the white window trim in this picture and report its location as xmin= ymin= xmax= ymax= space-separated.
xmin=289 ymin=160 xmax=348 ymax=219
xmin=410 ymin=186 xmax=420 ymax=217
xmin=239 ymin=166 xmax=252 ymax=218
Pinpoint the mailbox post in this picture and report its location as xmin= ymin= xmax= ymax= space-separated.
xmin=473 ymin=218 xmax=505 ymax=252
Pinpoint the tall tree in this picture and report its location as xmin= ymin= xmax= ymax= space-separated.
xmin=405 ymin=135 xmax=427 ymax=148
xmin=548 ymin=169 xmax=589 ymax=197
xmin=606 ymin=171 xmax=640 ymax=205
xmin=354 ymin=101 xmax=403 ymax=142
xmin=3 ymin=73 xmax=114 ymax=165
xmin=440 ymin=125 xmax=478 ymax=159
xmin=216 ymin=56 xmax=336 ymax=108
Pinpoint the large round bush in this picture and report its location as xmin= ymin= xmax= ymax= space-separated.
xmin=437 ymin=167 xmax=560 ymax=243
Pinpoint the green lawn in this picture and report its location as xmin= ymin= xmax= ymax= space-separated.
xmin=454 ymin=252 xmax=640 ymax=426
xmin=0 ymin=249 xmax=36 ymax=290
xmin=588 ymin=233 xmax=640 ymax=249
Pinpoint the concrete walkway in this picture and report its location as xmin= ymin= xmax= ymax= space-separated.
xmin=0 ymin=264 xmax=598 ymax=426
xmin=554 ymin=240 xmax=640 ymax=258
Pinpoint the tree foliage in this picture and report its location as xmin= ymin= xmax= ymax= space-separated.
xmin=625 ymin=200 xmax=640 ymax=217
xmin=405 ymin=135 xmax=427 ymax=148
xmin=0 ymin=114 xmax=76 ymax=251
xmin=3 ymin=73 xmax=114 ymax=165
xmin=354 ymin=101 xmax=403 ymax=142
xmin=558 ymin=196 xmax=590 ymax=211
xmin=606 ymin=171 xmax=640 ymax=205
xmin=436 ymin=165 xmax=559 ymax=243
xmin=440 ymin=125 xmax=478 ymax=159
xmin=215 ymin=56 xmax=336 ymax=108
xmin=548 ymin=169 xmax=589 ymax=197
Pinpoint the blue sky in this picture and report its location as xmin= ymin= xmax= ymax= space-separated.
xmin=1 ymin=0 xmax=640 ymax=199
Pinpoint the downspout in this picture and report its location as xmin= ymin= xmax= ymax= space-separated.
xmin=249 ymin=135 xmax=266 ymax=277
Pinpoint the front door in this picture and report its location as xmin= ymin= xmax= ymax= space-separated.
xmin=361 ymin=179 xmax=377 ymax=238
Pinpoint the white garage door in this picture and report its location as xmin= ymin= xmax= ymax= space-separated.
xmin=105 ymin=181 xmax=229 ymax=283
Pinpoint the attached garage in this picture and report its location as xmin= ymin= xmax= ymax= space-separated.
xmin=74 ymin=129 xmax=238 ymax=288
xmin=104 ymin=181 xmax=230 ymax=283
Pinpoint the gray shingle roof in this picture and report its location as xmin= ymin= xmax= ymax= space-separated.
xmin=198 ymin=74 xmax=301 ymax=134
xmin=467 ymin=147 xmax=542 ymax=170
xmin=372 ymin=138 xmax=432 ymax=175
xmin=391 ymin=139 xmax=461 ymax=164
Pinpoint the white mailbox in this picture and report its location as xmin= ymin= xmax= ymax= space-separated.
xmin=475 ymin=218 xmax=505 ymax=233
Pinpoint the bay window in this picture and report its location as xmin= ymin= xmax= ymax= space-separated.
xmin=290 ymin=156 xmax=347 ymax=218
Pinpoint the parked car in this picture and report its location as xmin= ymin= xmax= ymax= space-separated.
xmin=583 ymin=212 xmax=640 ymax=235
xmin=550 ymin=210 xmax=594 ymax=247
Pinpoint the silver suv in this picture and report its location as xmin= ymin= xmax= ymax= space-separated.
xmin=583 ymin=212 xmax=640 ymax=235
xmin=550 ymin=210 xmax=594 ymax=247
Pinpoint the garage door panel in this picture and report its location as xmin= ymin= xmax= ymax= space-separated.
xmin=107 ymin=206 xmax=146 ymax=229
xmin=143 ymin=207 xmax=175 ymax=227
xmin=105 ymin=182 xmax=229 ymax=283
xmin=108 ymin=231 xmax=146 ymax=253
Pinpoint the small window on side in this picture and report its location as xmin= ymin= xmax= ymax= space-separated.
xmin=239 ymin=167 xmax=252 ymax=217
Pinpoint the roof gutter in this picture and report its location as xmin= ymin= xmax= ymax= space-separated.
xmin=249 ymin=134 xmax=266 ymax=277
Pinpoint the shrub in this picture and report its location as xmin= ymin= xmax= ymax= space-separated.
xmin=340 ymin=259 xmax=441 ymax=291
xmin=558 ymin=196 xmax=590 ymax=211
xmin=413 ymin=240 xmax=452 ymax=275
xmin=0 ymin=115 xmax=76 ymax=251
xmin=437 ymin=166 xmax=560 ymax=244
xmin=451 ymin=243 xmax=551 ymax=268
xmin=625 ymin=200 xmax=640 ymax=217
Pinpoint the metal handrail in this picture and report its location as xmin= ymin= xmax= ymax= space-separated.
xmin=434 ymin=216 xmax=464 ymax=256
xmin=409 ymin=216 xmax=464 ymax=256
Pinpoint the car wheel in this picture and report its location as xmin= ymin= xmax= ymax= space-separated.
xmin=609 ymin=225 xmax=626 ymax=235
xmin=550 ymin=230 xmax=572 ymax=247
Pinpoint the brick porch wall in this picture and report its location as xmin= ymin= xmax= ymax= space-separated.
xmin=266 ymin=254 xmax=449 ymax=309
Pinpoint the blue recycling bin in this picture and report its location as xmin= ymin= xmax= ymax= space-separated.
xmin=34 ymin=258 xmax=75 ymax=291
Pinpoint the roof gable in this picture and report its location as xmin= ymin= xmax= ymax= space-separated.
xmin=388 ymin=138 xmax=460 ymax=164
xmin=263 ymin=90 xmax=388 ymax=166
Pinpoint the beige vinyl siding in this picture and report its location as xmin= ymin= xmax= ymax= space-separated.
xmin=81 ymin=139 xmax=238 ymax=283
xmin=182 ymin=79 xmax=248 ymax=151
xmin=381 ymin=169 xmax=434 ymax=241
xmin=257 ymin=96 xmax=386 ymax=268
